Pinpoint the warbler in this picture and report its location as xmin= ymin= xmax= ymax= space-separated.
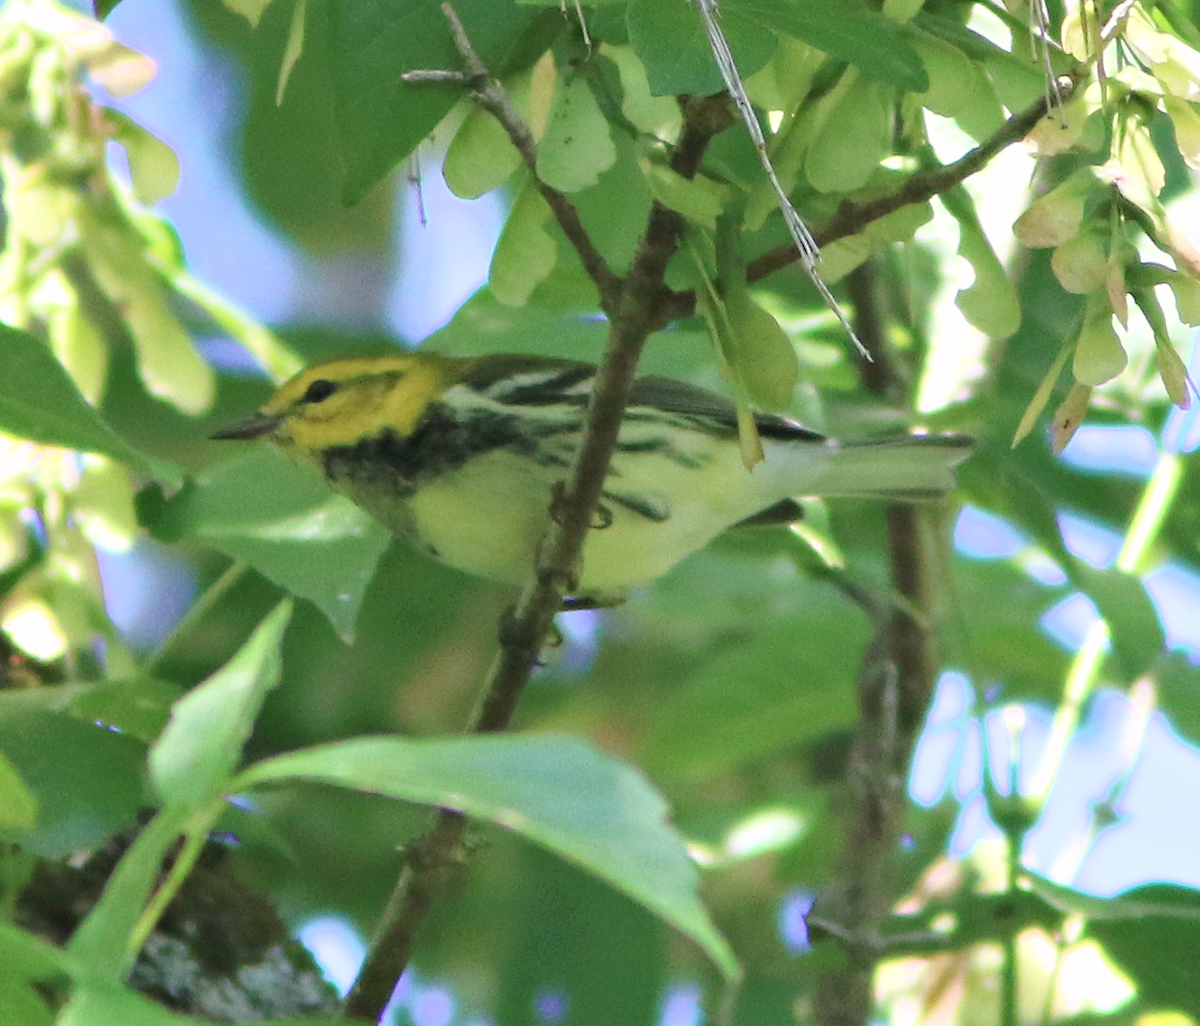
xmin=213 ymin=353 xmax=970 ymax=603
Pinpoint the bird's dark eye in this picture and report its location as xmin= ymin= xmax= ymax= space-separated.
xmin=302 ymin=379 xmax=337 ymax=404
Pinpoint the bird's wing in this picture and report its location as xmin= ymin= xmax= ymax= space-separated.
xmin=460 ymin=355 xmax=825 ymax=441
xmin=630 ymin=375 xmax=825 ymax=442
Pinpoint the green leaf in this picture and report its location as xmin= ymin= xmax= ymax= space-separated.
xmin=0 ymin=677 xmax=182 ymax=745
xmin=958 ymin=448 xmax=1073 ymax=568
xmin=0 ymin=975 xmax=53 ymax=1026
xmin=1072 ymin=294 xmax=1127 ymax=386
xmin=0 ymin=918 xmax=64 ymax=1024
xmin=627 ymin=0 xmax=777 ymax=96
xmin=150 ymin=601 xmax=292 ymax=811
xmin=104 ymin=110 xmax=180 ymax=205
xmin=60 ymin=979 xmax=350 ymax=1026
xmin=67 ymin=807 xmax=191 ymax=982
xmin=328 ymin=0 xmax=540 ymax=203
xmin=222 ymin=0 xmax=277 ymax=27
xmin=275 ymin=0 xmax=308 ymax=106
xmin=1068 ymin=562 xmax=1165 ymax=680
xmin=1030 ymin=876 xmax=1200 ymax=1019
xmin=0 ymin=324 xmax=173 ymax=482
xmin=0 ymin=748 xmax=36 ymax=832
xmin=950 ymin=558 xmax=1068 ymax=702
xmin=236 ymin=733 xmax=741 ymax=985
xmin=736 ymin=0 xmax=927 ymax=91
xmin=65 ymin=677 xmax=184 ymax=744
xmin=693 ymin=214 xmax=798 ymax=414
xmin=489 ymin=178 xmax=559 ymax=307
xmin=0 ymin=921 xmax=71 ymax=983
xmin=643 ymin=617 xmax=861 ymax=782
xmin=804 ymin=69 xmax=894 ymax=194
xmin=536 ymin=72 xmax=617 ymax=192
xmin=628 ymin=0 xmax=927 ymax=96
xmin=58 ymin=978 xmax=196 ymax=1026
xmin=723 ymin=293 xmax=800 ymax=410
xmin=1153 ymin=651 xmax=1200 ymax=744
xmin=908 ymin=26 xmax=976 ymax=118
xmin=156 ymin=447 xmax=389 ymax=640
xmin=0 ymin=711 xmax=143 ymax=857
xmin=942 ymin=184 xmax=1021 ymax=339
xmin=643 ymin=163 xmax=729 ymax=230
xmin=444 ymin=101 xmax=522 ymax=200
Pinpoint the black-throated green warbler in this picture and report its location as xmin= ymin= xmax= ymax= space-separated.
xmin=214 ymin=353 xmax=970 ymax=602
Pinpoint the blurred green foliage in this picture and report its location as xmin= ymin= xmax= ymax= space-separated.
xmin=4 ymin=0 xmax=1200 ymax=1024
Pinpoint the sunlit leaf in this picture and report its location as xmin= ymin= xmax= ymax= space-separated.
xmin=946 ymin=186 xmax=1020 ymax=338
xmin=150 ymin=447 xmax=389 ymax=640
xmin=642 ymin=163 xmax=729 ymax=230
xmin=150 ymin=601 xmax=291 ymax=810
xmin=1051 ymin=230 xmax=1107 ymax=295
xmin=536 ymin=72 xmax=617 ymax=192
xmin=275 ymin=0 xmax=308 ymax=105
xmin=222 ymin=0 xmax=276 ymax=27
xmin=327 ymin=0 xmax=538 ymax=203
xmin=444 ymin=100 xmax=523 ymax=200
xmin=104 ymin=110 xmax=179 ymax=205
xmin=804 ymin=69 xmax=894 ymax=195
xmin=0 ymin=747 xmax=36 ymax=832
xmin=0 ymin=324 xmax=171 ymax=481
xmin=1072 ymin=295 xmax=1127 ymax=387
xmin=1032 ymin=876 xmax=1200 ymax=1020
xmin=490 ymin=178 xmax=558 ymax=306
xmin=237 ymin=734 xmax=742 ymax=986
xmin=1013 ymin=170 xmax=1093 ymax=249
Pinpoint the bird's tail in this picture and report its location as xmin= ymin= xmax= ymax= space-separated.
xmin=771 ymin=433 xmax=973 ymax=501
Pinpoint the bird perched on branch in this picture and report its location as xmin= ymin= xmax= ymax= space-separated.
xmin=213 ymin=352 xmax=971 ymax=604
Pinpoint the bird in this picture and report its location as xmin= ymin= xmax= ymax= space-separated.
xmin=212 ymin=352 xmax=971 ymax=604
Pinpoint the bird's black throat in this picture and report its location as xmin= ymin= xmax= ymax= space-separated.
xmin=318 ymin=402 xmax=576 ymax=495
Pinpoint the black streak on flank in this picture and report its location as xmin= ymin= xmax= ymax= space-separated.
xmin=319 ymin=403 xmax=575 ymax=492
xmin=601 ymin=490 xmax=670 ymax=522
xmin=613 ymin=435 xmax=706 ymax=470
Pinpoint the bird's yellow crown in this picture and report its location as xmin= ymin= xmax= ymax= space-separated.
xmin=259 ymin=354 xmax=471 ymax=453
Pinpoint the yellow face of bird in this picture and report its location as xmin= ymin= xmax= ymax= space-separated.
xmin=215 ymin=354 xmax=469 ymax=458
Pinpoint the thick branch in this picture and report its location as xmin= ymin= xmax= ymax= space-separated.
xmin=403 ymin=4 xmax=622 ymax=318
xmin=813 ymin=261 xmax=940 ymax=1026
xmin=342 ymin=91 xmax=733 ymax=1025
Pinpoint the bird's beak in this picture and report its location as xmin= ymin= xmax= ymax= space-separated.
xmin=210 ymin=411 xmax=283 ymax=441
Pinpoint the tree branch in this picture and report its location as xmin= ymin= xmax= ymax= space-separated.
xmin=650 ymin=71 xmax=1086 ymax=327
xmin=747 ymin=75 xmax=1083 ymax=284
xmin=402 ymin=3 xmax=623 ymax=319
xmin=813 ymin=261 xmax=941 ymax=1026
xmin=342 ymin=91 xmax=734 ymax=1025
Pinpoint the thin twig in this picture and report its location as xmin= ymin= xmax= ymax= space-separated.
xmin=745 ymin=72 xmax=1086 ymax=286
xmin=649 ymin=71 xmax=1086 ymax=326
xmin=402 ymin=3 xmax=622 ymax=318
xmin=342 ymin=88 xmax=733 ymax=1025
